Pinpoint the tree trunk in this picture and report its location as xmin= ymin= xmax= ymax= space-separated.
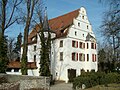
xmin=21 ymin=0 xmax=35 ymax=75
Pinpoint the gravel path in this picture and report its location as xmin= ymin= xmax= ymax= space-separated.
xmin=50 ymin=83 xmax=73 ymax=90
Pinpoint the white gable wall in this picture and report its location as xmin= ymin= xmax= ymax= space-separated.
xmin=51 ymin=7 xmax=98 ymax=82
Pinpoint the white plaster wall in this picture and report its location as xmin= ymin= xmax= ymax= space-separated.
xmin=51 ymin=7 xmax=98 ymax=82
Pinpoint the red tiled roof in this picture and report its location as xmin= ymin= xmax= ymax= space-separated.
xmin=28 ymin=9 xmax=79 ymax=44
xmin=7 ymin=61 xmax=37 ymax=69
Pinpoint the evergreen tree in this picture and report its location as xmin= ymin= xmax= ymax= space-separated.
xmin=14 ymin=33 xmax=22 ymax=55
xmin=39 ymin=30 xmax=51 ymax=76
xmin=0 ymin=35 xmax=8 ymax=73
xmin=38 ymin=7 xmax=52 ymax=76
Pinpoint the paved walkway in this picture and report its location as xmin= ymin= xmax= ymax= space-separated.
xmin=50 ymin=83 xmax=73 ymax=90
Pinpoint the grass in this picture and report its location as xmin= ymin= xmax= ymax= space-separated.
xmin=85 ymin=84 xmax=120 ymax=90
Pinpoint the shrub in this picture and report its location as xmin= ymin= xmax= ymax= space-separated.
xmin=73 ymin=72 xmax=120 ymax=89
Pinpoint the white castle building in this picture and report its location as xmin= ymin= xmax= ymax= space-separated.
xmin=7 ymin=7 xmax=98 ymax=83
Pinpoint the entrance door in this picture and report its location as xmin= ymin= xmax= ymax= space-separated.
xmin=68 ymin=69 xmax=76 ymax=82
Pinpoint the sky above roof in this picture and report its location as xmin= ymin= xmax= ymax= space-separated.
xmin=6 ymin=0 xmax=108 ymax=42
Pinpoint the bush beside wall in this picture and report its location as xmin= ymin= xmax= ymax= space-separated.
xmin=73 ymin=72 xmax=120 ymax=89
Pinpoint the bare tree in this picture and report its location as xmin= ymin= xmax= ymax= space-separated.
xmin=7 ymin=38 xmax=15 ymax=61
xmin=20 ymin=0 xmax=42 ymax=75
xmin=99 ymin=0 xmax=120 ymax=70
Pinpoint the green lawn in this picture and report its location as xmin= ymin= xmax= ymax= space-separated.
xmin=85 ymin=84 xmax=120 ymax=90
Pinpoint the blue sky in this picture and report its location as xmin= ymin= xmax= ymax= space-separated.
xmin=6 ymin=0 xmax=108 ymax=41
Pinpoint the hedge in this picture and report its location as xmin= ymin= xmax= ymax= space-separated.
xmin=73 ymin=72 xmax=120 ymax=89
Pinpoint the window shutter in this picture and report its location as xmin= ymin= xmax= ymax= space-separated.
xmin=79 ymin=53 xmax=81 ymax=61
xmin=84 ymin=54 xmax=85 ymax=61
xmin=77 ymin=53 xmax=78 ymax=60
xmin=87 ymin=43 xmax=89 ymax=49
xmin=92 ymin=54 xmax=94 ymax=62
xmin=95 ymin=54 xmax=96 ymax=61
xmin=83 ymin=43 xmax=85 ymax=48
xmin=95 ymin=44 xmax=96 ymax=49
xmin=80 ymin=42 xmax=82 ymax=48
xmin=77 ymin=41 xmax=78 ymax=48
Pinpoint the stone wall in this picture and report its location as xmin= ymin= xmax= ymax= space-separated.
xmin=0 ymin=74 xmax=50 ymax=90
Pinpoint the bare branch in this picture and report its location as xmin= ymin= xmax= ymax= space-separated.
xmin=5 ymin=0 xmax=22 ymax=29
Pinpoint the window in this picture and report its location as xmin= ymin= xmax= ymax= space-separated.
xmin=60 ymin=52 xmax=63 ymax=61
xmin=52 ymin=52 xmax=53 ymax=55
xmin=83 ymin=34 xmax=84 ymax=37
xmin=34 ymin=55 xmax=36 ymax=62
xmin=92 ymin=54 xmax=96 ymax=62
xmin=91 ymin=43 xmax=94 ymax=49
xmin=82 ymin=16 xmax=84 ymax=19
xmin=95 ymin=54 xmax=96 ymax=61
xmin=60 ymin=40 xmax=63 ymax=47
xmin=79 ymin=42 xmax=85 ymax=49
xmin=91 ymin=43 xmax=96 ymax=49
xmin=87 ymin=54 xmax=89 ymax=61
xmin=14 ymin=69 xmax=19 ymax=72
xmin=78 ymin=23 xmax=80 ymax=26
xmin=87 ymin=25 xmax=89 ymax=29
xmin=87 ymin=43 xmax=89 ymax=49
xmin=34 ymin=45 xmax=36 ymax=51
xmin=75 ymin=31 xmax=77 ymax=36
xmin=72 ymin=53 xmax=78 ymax=61
xmin=79 ymin=53 xmax=85 ymax=61
xmin=82 ymin=10 xmax=84 ymax=13
xmin=79 ymin=42 xmax=82 ymax=48
xmin=72 ymin=40 xmax=78 ymax=48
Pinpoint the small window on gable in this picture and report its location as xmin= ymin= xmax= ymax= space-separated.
xmin=83 ymin=34 xmax=84 ymax=37
xmin=78 ymin=23 xmax=80 ymax=27
xmin=60 ymin=40 xmax=63 ymax=47
xmin=75 ymin=31 xmax=77 ymax=36
xmin=87 ymin=25 xmax=89 ymax=29
xmin=61 ymin=30 xmax=64 ymax=33
xmin=82 ymin=16 xmax=84 ymax=19
xmin=60 ymin=52 xmax=63 ymax=61
xmin=34 ymin=55 xmax=36 ymax=62
xmin=82 ymin=10 xmax=84 ymax=13
xmin=34 ymin=45 xmax=36 ymax=51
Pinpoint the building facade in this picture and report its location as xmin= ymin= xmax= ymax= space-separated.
xmin=7 ymin=7 xmax=98 ymax=83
